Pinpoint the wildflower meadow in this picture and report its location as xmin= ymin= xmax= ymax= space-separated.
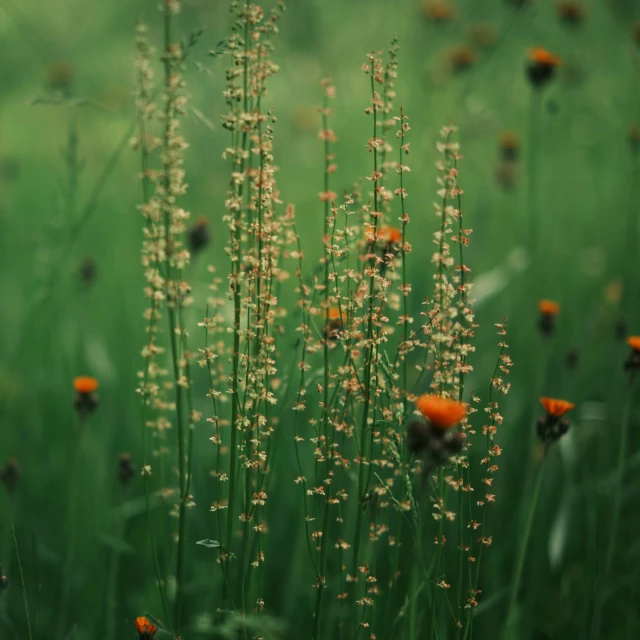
xmin=1 ymin=1 xmax=639 ymax=639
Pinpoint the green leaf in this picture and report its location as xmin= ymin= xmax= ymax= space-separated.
xmin=196 ymin=539 xmax=220 ymax=549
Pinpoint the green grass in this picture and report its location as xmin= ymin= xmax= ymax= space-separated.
xmin=1 ymin=0 xmax=640 ymax=638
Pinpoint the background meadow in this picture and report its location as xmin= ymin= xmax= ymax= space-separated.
xmin=1 ymin=0 xmax=640 ymax=638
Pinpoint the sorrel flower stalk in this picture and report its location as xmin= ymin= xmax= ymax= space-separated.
xmin=348 ymin=50 xmax=387 ymax=635
xmin=425 ymin=127 xmax=477 ymax=634
xmin=159 ymin=1 xmax=196 ymax=628
xmin=218 ymin=1 xmax=285 ymax=612
xmin=311 ymin=74 xmax=338 ymax=640
xmin=133 ymin=19 xmax=173 ymax=631
xmin=463 ymin=322 xmax=511 ymax=638
xmin=133 ymin=1 xmax=196 ymax=629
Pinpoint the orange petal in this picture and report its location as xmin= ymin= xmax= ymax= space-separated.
xmin=540 ymin=396 xmax=575 ymax=418
xmin=415 ymin=394 xmax=466 ymax=430
xmin=627 ymin=336 xmax=640 ymax=352
xmin=529 ymin=47 xmax=563 ymax=67
xmin=73 ymin=376 xmax=99 ymax=394
xmin=538 ymin=299 xmax=560 ymax=316
xmin=134 ymin=616 xmax=157 ymax=635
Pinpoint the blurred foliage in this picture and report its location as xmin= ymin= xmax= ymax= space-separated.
xmin=1 ymin=0 xmax=640 ymax=639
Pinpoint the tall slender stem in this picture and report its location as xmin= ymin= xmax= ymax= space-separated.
xmin=591 ymin=379 xmax=635 ymax=638
xmin=504 ymin=460 xmax=545 ymax=639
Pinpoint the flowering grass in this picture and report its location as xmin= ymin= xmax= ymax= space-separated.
xmin=0 ymin=1 xmax=640 ymax=639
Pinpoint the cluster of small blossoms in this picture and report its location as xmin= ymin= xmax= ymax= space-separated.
xmin=378 ymin=38 xmax=400 ymax=194
xmin=460 ymin=323 xmax=512 ymax=609
xmin=210 ymin=1 xmax=287 ymax=611
xmin=133 ymin=21 xmax=172 ymax=475
xmin=429 ymin=125 xmax=473 ymax=397
xmin=392 ymin=109 xmax=414 ymax=391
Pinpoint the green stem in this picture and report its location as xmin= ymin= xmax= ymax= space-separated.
xmin=591 ymin=379 xmax=635 ymax=638
xmin=504 ymin=460 xmax=545 ymax=639
xmin=9 ymin=518 xmax=33 ymax=640
xmin=527 ymin=88 xmax=542 ymax=274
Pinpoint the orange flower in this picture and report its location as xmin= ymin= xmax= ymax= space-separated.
xmin=449 ymin=44 xmax=476 ymax=71
xmin=528 ymin=47 xmax=563 ymax=67
xmin=325 ymin=306 xmax=343 ymax=321
xmin=135 ymin=616 xmax=157 ymax=638
xmin=73 ymin=376 xmax=99 ymax=394
xmin=627 ymin=336 xmax=640 ymax=352
xmin=538 ymin=299 xmax=559 ymax=316
xmin=557 ymin=1 xmax=585 ymax=24
xmin=540 ymin=397 xmax=575 ymax=418
xmin=423 ymin=1 xmax=455 ymax=22
xmin=415 ymin=394 xmax=466 ymax=430
xmin=500 ymin=131 xmax=519 ymax=151
xmin=364 ymin=224 xmax=402 ymax=245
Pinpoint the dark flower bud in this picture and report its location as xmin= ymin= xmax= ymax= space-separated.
xmin=566 ymin=347 xmax=580 ymax=371
xmin=0 ymin=458 xmax=19 ymax=493
xmin=118 ymin=453 xmax=136 ymax=487
xmin=79 ymin=257 xmax=97 ymax=286
xmin=407 ymin=414 xmax=430 ymax=455
xmin=0 ymin=565 xmax=8 ymax=594
xmin=188 ymin=216 xmax=211 ymax=254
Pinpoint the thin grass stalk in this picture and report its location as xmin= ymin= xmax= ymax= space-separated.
xmin=526 ymin=88 xmax=542 ymax=274
xmin=201 ymin=308 xmax=235 ymax=612
xmin=56 ymin=415 xmax=86 ymax=640
xmin=591 ymin=378 xmax=636 ymax=638
xmin=9 ymin=518 xmax=33 ymax=640
xmin=105 ymin=486 xmax=127 ymax=640
xmin=504 ymin=459 xmax=545 ymax=639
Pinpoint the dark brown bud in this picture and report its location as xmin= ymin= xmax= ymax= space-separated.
xmin=74 ymin=391 xmax=99 ymax=417
xmin=188 ymin=216 xmax=211 ymax=254
xmin=536 ymin=414 xmax=570 ymax=448
xmin=79 ymin=257 xmax=97 ymax=286
xmin=0 ymin=459 xmax=19 ymax=493
xmin=118 ymin=453 xmax=136 ymax=487
xmin=0 ymin=565 xmax=8 ymax=594
xmin=566 ymin=347 xmax=580 ymax=371
xmin=407 ymin=414 xmax=430 ymax=455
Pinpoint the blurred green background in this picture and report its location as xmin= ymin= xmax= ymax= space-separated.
xmin=1 ymin=0 xmax=640 ymax=638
